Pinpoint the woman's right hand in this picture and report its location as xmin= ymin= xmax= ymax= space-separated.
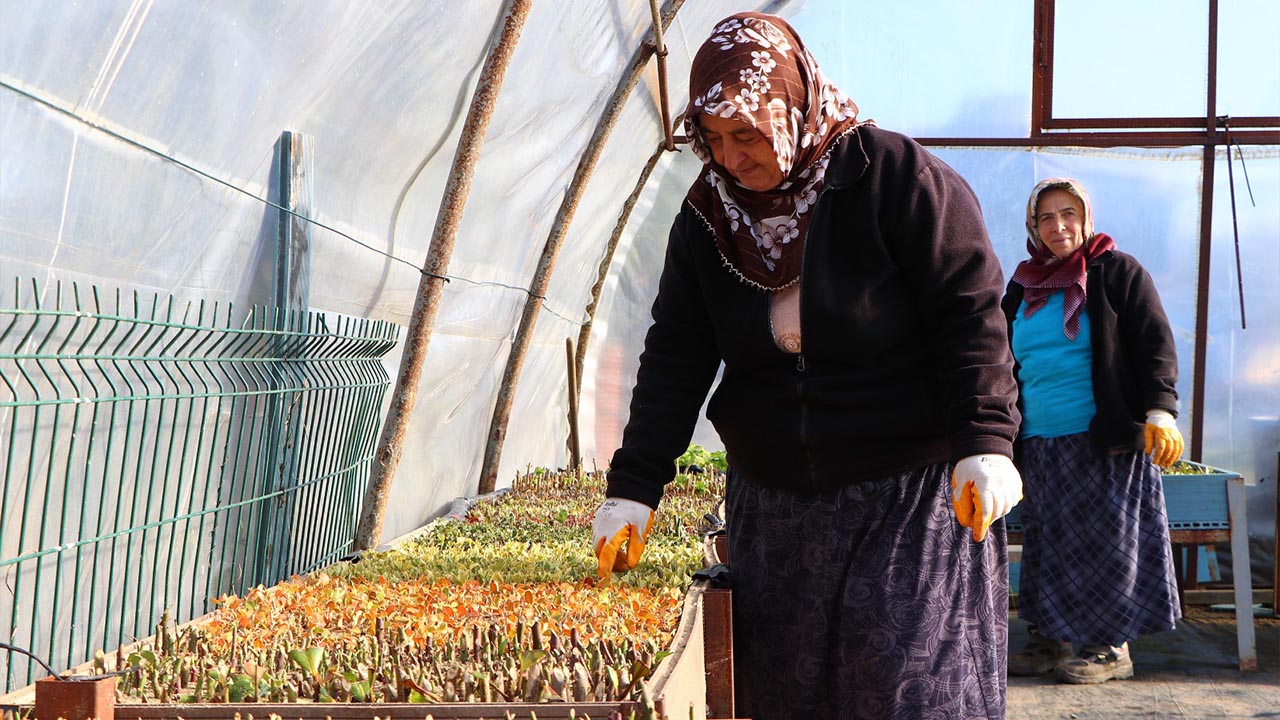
xmin=951 ymin=454 xmax=1023 ymax=542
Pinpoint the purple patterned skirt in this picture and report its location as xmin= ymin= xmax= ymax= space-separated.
xmin=725 ymin=463 xmax=1007 ymax=720
xmin=1015 ymin=432 xmax=1180 ymax=645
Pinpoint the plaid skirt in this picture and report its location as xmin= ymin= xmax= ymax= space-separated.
xmin=1016 ymin=432 xmax=1181 ymax=645
xmin=725 ymin=463 xmax=1007 ymax=720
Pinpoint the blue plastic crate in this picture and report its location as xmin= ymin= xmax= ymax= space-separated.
xmin=1160 ymin=463 xmax=1237 ymax=530
xmin=1003 ymin=461 xmax=1238 ymax=533
xmin=1005 ymin=503 xmax=1023 ymax=533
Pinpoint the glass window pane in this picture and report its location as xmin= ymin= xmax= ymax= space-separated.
xmin=791 ymin=1 xmax=1033 ymax=138
xmin=1217 ymin=1 xmax=1280 ymax=117
xmin=1053 ymin=0 xmax=1207 ymax=119
xmin=1205 ymin=151 xmax=1279 ymax=535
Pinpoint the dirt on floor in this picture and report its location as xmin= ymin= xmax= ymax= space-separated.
xmin=1007 ymin=606 xmax=1280 ymax=720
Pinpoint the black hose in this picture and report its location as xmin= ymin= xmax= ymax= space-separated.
xmin=0 ymin=641 xmax=142 ymax=682
xmin=0 ymin=641 xmax=61 ymax=680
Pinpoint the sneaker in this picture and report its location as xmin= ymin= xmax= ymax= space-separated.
xmin=1055 ymin=643 xmax=1134 ymax=684
xmin=1008 ymin=626 xmax=1073 ymax=676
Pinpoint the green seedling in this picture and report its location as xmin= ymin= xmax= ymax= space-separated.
xmin=288 ymin=647 xmax=331 ymax=701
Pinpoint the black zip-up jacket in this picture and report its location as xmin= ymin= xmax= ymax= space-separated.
xmin=1001 ymin=249 xmax=1179 ymax=454
xmin=606 ymin=125 xmax=1020 ymax=509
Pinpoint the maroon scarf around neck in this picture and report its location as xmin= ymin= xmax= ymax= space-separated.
xmin=1011 ymin=232 xmax=1116 ymax=340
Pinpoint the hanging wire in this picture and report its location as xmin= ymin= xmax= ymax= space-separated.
xmin=442 ymin=275 xmax=587 ymax=326
xmin=1228 ymin=137 xmax=1257 ymax=208
xmin=0 ymin=78 xmax=592 ymax=326
xmin=1220 ymin=117 xmax=1249 ymax=330
xmin=0 ymin=79 xmax=433 ymax=278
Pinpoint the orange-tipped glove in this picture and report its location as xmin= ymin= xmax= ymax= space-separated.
xmin=951 ymin=454 xmax=1023 ymax=543
xmin=1144 ymin=410 xmax=1184 ymax=468
xmin=591 ymin=498 xmax=655 ymax=581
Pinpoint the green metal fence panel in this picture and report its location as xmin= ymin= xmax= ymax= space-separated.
xmin=0 ymin=279 xmax=399 ymax=692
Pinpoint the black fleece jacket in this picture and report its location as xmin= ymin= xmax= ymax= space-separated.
xmin=1001 ymin=249 xmax=1179 ymax=454
xmin=605 ymin=125 xmax=1020 ymax=509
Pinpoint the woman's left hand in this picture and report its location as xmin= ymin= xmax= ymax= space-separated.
xmin=1144 ymin=410 xmax=1184 ymax=468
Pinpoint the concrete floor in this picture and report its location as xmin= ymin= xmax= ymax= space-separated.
xmin=1007 ymin=608 xmax=1280 ymax=720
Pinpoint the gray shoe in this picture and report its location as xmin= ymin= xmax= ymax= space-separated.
xmin=1008 ymin=627 xmax=1073 ymax=676
xmin=1055 ymin=643 xmax=1134 ymax=684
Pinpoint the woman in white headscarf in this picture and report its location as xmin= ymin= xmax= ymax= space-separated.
xmin=1003 ymin=177 xmax=1183 ymax=684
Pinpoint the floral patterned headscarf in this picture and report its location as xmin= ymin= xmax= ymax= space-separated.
xmin=684 ymin=12 xmax=862 ymax=289
xmin=1011 ymin=177 xmax=1116 ymax=340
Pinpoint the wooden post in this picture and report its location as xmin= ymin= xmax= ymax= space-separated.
xmin=565 ymin=337 xmax=581 ymax=472
xmin=354 ymin=0 xmax=533 ymax=552
xmin=648 ymin=0 xmax=675 ymax=151
xmin=477 ymin=0 xmax=688 ymax=494
xmin=574 ymin=144 xmax=664 ymax=398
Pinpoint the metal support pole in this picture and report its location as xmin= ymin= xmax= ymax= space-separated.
xmin=476 ymin=0 xmax=687 ymax=494
xmin=1190 ymin=161 xmax=1214 ymax=463
xmin=1030 ymin=0 xmax=1053 ymax=136
xmin=1226 ymin=476 xmax=1257 ymax=671
xmin=354 ymin=0 xmax=533 ymax=551
xmin=257 ymin=130 xmax=314 ymax=580
xmin=276 ymin=131 xmax=314 ymax=314
xmin=1190 ymin=0 xmax=1219 ymax=462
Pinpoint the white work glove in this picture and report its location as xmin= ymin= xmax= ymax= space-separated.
xmin=1143 ymin=409 xmax=1184 ymax=468
xmin=590 ymin=498 xmax=655 ymax=581
xmin=951 ymin=454 xmax=1023 ymax=543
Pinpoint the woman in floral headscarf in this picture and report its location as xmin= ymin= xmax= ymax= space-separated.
xmin=1002 ymin=178 xmax=1183 ymax=684
xmin=591 ymin=12 xmax=1022 ymax=719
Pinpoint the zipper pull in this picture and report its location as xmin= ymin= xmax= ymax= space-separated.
xmin=796 ymin=353 xmax=806 ymax=372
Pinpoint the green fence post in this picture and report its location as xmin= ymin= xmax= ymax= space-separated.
xmin=253 ymin=130 xmax=314 ymax=587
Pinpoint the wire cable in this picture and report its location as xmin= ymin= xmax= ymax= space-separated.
xmin=1221 ymin=117 xmax=1249 ymax=329
xmin=0 ymin=78 xmax=435 ymax=277
xmin=0 ymin=76 xmax=596 ymax=326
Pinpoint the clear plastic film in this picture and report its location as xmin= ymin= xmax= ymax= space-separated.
xmin=1 ymin=1 xmax=1275 ymax=559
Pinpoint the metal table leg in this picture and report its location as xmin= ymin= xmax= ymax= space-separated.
xmin=1226 ymin=476 xmax=1257 ymax=671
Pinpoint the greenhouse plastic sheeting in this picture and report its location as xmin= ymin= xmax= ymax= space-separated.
xmin=2 ymin=0 xmax=1276 ymax=553
xmin=0 ymin=0 xmax=785 ymax=546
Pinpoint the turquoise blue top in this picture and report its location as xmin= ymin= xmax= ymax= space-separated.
xmin=1012 ymin=292 xmax=1096 ymax=439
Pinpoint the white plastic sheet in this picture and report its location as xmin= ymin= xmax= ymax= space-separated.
xmin=1 ymin=0 xmax=1275 ymax=554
